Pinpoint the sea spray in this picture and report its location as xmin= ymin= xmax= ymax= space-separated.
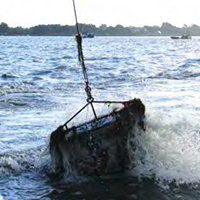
xmin=132 ymin=109 xmax=200 ymax=185
xmin=0 ymin=146 xmax=47 ymax=177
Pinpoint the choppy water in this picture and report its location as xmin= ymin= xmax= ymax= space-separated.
xmin=1 ymin=36 xmax=200 ymax=200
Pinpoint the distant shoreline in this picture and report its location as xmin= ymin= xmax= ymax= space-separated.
xmin=0 ymin=22 xmax=198 ymax=36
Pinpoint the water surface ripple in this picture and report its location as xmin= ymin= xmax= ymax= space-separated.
xmin=1 ymin=36 xmax=200 ymax=200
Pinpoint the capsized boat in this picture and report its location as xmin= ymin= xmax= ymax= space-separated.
xmin=50 ymin=98 xmax=145 ymax=175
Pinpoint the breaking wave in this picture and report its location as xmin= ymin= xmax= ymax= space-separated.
xmin=132 ymin=109 xmax=200 ymax=186
xmin=153 ymin=58 xmax=200 ymax=80
xmin=0 ymin=146 xmax=49 ymax=177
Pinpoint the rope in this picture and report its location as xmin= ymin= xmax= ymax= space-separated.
xmin=72 ymin=0 xmax=79 ymax=34
xmin=75 ymin=34 xmax=94 ymax=103
xmin=62 ymin=100 xmax=129 ymax=128
xmin=61 ymin=0 xmax=131 ymax=128
xmin=72 ymin=0 xmax=97 ymax=119
xmin=93 ymin=100 xmax=130 ymax=104
xmin=63 ymin=102 xmax=90 ymax=128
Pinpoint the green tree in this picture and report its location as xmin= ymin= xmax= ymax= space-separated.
xmin=0 ymin=22 xmax=9 ymax=35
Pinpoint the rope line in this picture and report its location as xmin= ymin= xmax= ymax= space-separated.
xmin=72 ymin=0 xmax=79 ymax=34
xmin=63 ymin=102 xmax=90 ymax=128
xmin=75 ymin=34 xmax=94 ymax=103
xmin=62 ymin=100 xmax=129 ymax=127
xmin=72 ymin=0 xmax=97 ymax=120
xmin=62 ymin=0 xmax=131 ymax=127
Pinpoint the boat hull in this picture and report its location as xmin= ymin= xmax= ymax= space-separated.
xmin=171 ymin=35 xmax=192 ymax=39
xmin=49 ymin=98 xmax=145 ymax=175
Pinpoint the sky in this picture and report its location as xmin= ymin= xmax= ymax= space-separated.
xmin=1 ymin=0 xmax=200 ymax=28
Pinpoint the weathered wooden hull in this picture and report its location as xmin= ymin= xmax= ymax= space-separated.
xmin=49 ymin=98 xmax=145 ymax=175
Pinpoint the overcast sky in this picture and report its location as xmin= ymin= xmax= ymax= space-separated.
xmin=1 ymin=0 xmax=200 ymax=28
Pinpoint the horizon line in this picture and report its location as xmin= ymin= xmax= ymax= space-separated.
xmin=1 ymin=22 xmax=198 ymax=29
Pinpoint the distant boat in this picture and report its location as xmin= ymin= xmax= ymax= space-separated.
xmin=181 ymin=34 xmax=191 ymax=39
xmin=171 ymin=34 xmax=192 ymax=39
xmin=171 ymin=36 xmax=180 ymax=39
xmin=82 ymin=32 xmax=94 ymax=38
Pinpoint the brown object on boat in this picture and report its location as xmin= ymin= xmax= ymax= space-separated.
xmin=49 ymin=98 xmax=145 ymax=175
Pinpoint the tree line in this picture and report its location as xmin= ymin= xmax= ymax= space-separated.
xmin=1 ymin=22 xmax=200 ymax=36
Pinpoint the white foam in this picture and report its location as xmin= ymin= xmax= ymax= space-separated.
xmin=132 ymin=109 xmax=200 ymax=185
xmin=0 ymin=146 xmax=47 ymax=177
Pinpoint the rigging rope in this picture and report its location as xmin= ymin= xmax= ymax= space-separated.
xmin=72 ymin=0 xmax=97 ymax=119
xmin=75 ymin=34 xmax=93 ymax=103
xmin=62 ymin=0 xmax=130 ymax=128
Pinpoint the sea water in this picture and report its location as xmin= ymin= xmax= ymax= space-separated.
xmin=1 ymin=36 xmax=200 ymax=199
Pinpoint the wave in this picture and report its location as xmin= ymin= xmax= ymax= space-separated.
xmin=0 ymin=81 xmax=52 ymax=95
xmin=1 ymin=74 xmax=18 ymax=79
xmin=154 ymin=71 xmax=200 ymax=80
xmin=2 ymin=103 xmax=200 ymax=188
xmin=0 ymin=146 xmax=48 ymax=177
xmin=132 ymin=109 xmax=200 ymax=186
xmin=152 ymin=58 xmax=200 ymax=80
